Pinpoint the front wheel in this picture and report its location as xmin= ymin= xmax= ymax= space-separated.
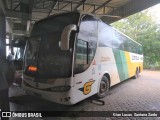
xmin=96 ymin=76 xmax=109 ymax=98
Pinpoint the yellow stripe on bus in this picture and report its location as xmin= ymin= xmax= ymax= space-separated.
xmin=124 ymin=52 xmax=143 ymax=78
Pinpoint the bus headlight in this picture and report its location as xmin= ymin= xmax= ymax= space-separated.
xmin=50 ymin=86 xmax=71 ymax=92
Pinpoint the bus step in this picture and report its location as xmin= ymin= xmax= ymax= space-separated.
xmin=89 ymin=98 xmax=105 ymax=105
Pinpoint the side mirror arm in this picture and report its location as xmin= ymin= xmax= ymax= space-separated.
xmin=60 ymin=24 xmax=77 ymax=50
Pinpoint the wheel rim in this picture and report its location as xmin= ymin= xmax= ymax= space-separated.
xmin=100 ymin=80 xmax=107 ymax=93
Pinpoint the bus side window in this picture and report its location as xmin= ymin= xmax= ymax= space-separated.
xmin=98 ymin=21 xmax=113 ymax=47
xmin=75 ymin=40 xmax=88 ymax=73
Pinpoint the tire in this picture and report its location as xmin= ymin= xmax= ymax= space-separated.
xmin=96 ymin=76 xmax=109 ymax=98
xmin=133 ymin=68 xmax=139 ymax=79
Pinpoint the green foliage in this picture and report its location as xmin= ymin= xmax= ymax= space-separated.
xmin=112 ymin=11 xmax=160 ymax=70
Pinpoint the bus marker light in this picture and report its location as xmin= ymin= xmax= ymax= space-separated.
xmin=92 ymin=60 xmax=96 ymax=65
xmin=76 ymin=81 xmax=82 ymax=85
xmin=28 ymin=66 xmax=37 ymax=72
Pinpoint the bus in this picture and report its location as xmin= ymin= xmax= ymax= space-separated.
xmin=23 ymin=11 xmax=143 ymax=105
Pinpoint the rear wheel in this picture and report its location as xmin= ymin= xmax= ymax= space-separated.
xmin=96 ymin=76 xmax=109 ymax=98
xmin=133 ymin=68 xmax=139 ymax=79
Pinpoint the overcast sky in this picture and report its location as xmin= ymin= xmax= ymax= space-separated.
xmin=147 ymin=3 xmax=160 ymax=24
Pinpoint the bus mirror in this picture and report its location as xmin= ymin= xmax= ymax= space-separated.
xmin=60 ymin=24 xmax=77 ymax=50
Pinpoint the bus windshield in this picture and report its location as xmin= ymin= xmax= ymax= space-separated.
xmin=24 ymin=12 xmax=80 ymax=78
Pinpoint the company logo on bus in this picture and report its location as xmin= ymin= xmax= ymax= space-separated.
xmin=130 ymin=53 xmax=143 ymax=62
xmin=79 ymin=79 xmax=95 ymax=95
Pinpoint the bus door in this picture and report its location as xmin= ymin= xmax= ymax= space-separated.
xmin=73 ymin=15 xmax=98 ymax=96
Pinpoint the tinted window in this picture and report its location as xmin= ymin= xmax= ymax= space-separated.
xmin=114 ymin=29 xmax=143 ymax=55
xmin=74 ymin=15 xmax=98 ymax=74
xmin=98 ymin=21 xmax=142 ymax=54
xmin=98 ymin=21 xmax=113 ymax=47
xmin=24 ymin=12 xmax=80 ymax=78
xmin=31 ymin=12 xmax=80 ymax=36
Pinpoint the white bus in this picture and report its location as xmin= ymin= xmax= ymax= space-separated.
xmin=23 ymin=12 xmax=143 ymax=105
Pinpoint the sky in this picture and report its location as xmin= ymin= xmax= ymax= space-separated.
xmin=146 ymin=3 xmax=160 ymax=24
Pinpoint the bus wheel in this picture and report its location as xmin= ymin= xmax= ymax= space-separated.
xmin=133 ymin=68 xmax=139 ymax=79
xmin=96 ymin=76 xmax=109 ymax=98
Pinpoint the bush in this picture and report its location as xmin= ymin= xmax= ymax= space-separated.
xmin=143 ymin=63 xmax=160 ymax=70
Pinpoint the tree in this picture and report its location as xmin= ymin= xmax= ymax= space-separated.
xmin=112 ymin=11 xmax=160 ymax=68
